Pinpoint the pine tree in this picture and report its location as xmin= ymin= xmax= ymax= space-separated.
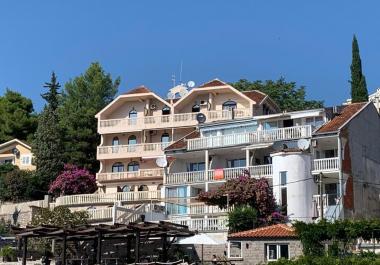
xmin=350 ymin=35 xmax=368 ymax=102
xmin=59 ymin=62 xmax=120 ymax=172
xmin=33 ymin=72 xmax=65 ymax=189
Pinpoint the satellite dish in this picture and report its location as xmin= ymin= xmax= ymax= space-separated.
xmin=297 ymin=139 xmax=310 ymax=150
xmin=167 ymin=92 xmax=175 ymax=99
xmin=187 ymin=81 xmax=195 ymax=88
xmin=168 ymin=84 xmax=189 ymax=99
xmin=156 ymin=157 xmax=168 ymax=168
xmin=196 ymin=113 xmax=207 ymax=124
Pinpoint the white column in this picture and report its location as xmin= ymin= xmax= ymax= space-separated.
xmin=246 ymin=149 xmax=250 ymax=167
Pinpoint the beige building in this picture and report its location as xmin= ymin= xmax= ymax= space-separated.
xmin=0 ymin=139 xmax=35 ymax=171
xmin=95 ymin=79 xmax=279 ymax=196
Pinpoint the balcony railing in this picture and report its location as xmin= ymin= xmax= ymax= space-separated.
xmin=168 ymin=202 xmax=230 ymax=216
xmin=166 ymin=164 xmax=272 ymax=185
xmin=170 ymin=217 xmax=228 ymax=231
xmin=97 ymin=142 xmax=171 ymax=159
xmin=55 ymin=191 xmax=161 ymax=206
xmin=187 ymin=125 xmax=312 ymax=150
xmin=312 ymin=157 xmax=339 ymax=173
xmin=87 ymin=207 xmax=113 ymax=221
xmin=98 ymin=109 xmax=251 ymax=134
xmin=97 ymin=168 xmax=164 ymax=182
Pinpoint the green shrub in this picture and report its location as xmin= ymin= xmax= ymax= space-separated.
xmin=269 ymin=255 xmax=380 ymax=265
xmin=228 ymin=205 xmax=258 ymax=232
xmin=0 ymin=245 xmax=17 ymax=261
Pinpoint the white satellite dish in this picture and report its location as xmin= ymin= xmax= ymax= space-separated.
xmin=187 ymin=81 xmax=195 ymax=88
xmin=297 ymin=139 xmax=310 ymax=150
xmin=156 ymin=157 xmax=168 ymax=168
xmin=179 ymin=89 xmax=189 ymax=97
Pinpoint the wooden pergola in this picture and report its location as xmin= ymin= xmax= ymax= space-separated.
xmin=12 ymin=221 xmax=195 ymax=265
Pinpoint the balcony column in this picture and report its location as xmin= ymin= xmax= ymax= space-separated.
xmin=205 ymin=150 xmax=209 ymax=192
xmin=246 ymin=149 xmax=250 ymax=167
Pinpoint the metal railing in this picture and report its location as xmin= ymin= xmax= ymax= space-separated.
xmin=187 ymin=125 xmax=312 ymax=150
xmin=165 ymin=164 xmax=273 ymax=184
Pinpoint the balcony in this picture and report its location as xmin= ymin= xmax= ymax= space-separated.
xmin=166 ymin=164 xmax=273 ymax=185
xmin=87 ymin=207 xmax=113 ymax=222
xmin=97 ymin=168 xmax=164 ymax=182
xmin=168 ymin=202 xmax=230 ymax=216
xmin=55 ymin=191 xmax=161 ymax=206
xmin=98 ymin=109 xmax=251 ymax=134
xmin=313 ymin=194 xmax=341 ymax=220
xmin=97 ymin=142 xmax=171 ymax=160
xmin=312 ymin=157 xmax=339 ymax=174
xmin=170 ymin=217 xmax=228 ymax=232
xmin=187 ymin=125 xmax=312 ymax=150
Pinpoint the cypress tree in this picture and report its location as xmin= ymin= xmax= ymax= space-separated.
xmin=350 ymin=35 xmax=368 ymax=102
xmin=33 ymin=72 xmax=65 ymax=189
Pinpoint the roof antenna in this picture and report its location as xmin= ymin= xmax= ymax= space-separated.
xmin=179 ymin=60 xmax=183 ymax=84
xmin=171 ymin=74 xmax=176 ymax=87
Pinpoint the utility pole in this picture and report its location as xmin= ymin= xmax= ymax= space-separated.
xmin=319 ymin=172 xmax=324 ymax=220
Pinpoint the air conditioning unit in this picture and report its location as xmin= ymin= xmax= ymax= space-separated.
xmin=200 ymin=100 xmax=208 ymax=106
xmin=150 ymin=104 xmax=157 ymax=110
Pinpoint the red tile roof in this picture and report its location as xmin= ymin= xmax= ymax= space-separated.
xmin=165 ymin=130 xmax=200 ymax=151
xmin=123 ymin=86 xmax=152 ymax=95
xmin=198 ymin=79 xmax=228 ymax=88
xmin=229 ymin=224 xmax=297 ymax=239
xmin=316 ymin=102 xmax=367 ymax=134
xmin=243 ymin=90 xmax=267 ymax=104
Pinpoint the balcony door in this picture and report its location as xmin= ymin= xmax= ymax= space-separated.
xmin=129 ymin=109 xmax=137 ymax=125
xmin=128 ymin=135 xmax=137 ymax=152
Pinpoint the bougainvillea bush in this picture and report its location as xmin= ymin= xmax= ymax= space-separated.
xmin=198 ymin=169 xmax=286 ymax=230
xmin=49 ymin=164 xmax=97 ymax=196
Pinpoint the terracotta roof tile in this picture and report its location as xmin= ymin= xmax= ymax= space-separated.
xmin=122 ymin=86 xmax=152 ymax=95
xmin=165 ymin=130 xmax=200 ymax=151
xmin=198 ymin=79 xmax=228 ymax=88
xmin=242 ymin=90 xmax=267 ymax=104
xmin=316 ymin=102 xmax=367 ymax=134
xmin=228 ymin=224 xmax=297 ymax=239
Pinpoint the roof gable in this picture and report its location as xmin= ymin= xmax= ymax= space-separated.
xmin=122 ymin=86 xmax=152 ymax=95
xmin=316 ymin=102 xmax=367 ymax=134
xmin=228 ymin=224 xmax=297 ymax=239
xmin=198 ymin=79 xmax=228 ymax=88
xmin=243 ymin=90 xmax=267 ymax=104
xmin=0 ymin=139 xmax=31 ymax=151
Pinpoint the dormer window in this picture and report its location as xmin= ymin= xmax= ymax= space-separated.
xmin=129 ymin=109 xmax=137 ymax=118
xmin=192 ymin=104 xmax=200 ymax=113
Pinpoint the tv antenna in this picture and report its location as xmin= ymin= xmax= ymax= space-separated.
xmin=171 ymin=74 xmax=176 ymax=87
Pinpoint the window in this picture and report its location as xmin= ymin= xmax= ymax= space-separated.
xmin=280 ymin=171 xmax=287 ymax=215
xmin=192 ymin=104 xmax=200 ymax=113
xmin=266 ymin=244 xmax=289 ymax=261
xmin=129 ymin=109 xmax=137 ymax=118
xmin=161 ymin=133 xmax=170 ymax=143
xmin=227 ymin=158 xmax=246 ymax=168
xmin=189 ymin=162 xmax=205 ymax=172
xmin=20 ymin=155 xmax=31 ymax=165
xmin=222 ymin=100 xmax=237 ymax=110
xmin=166 ymin=186 xmax=187 ymax=215
xmin=162 ymin=106 xmax=171 ymax=115
xmin=324 ymin=149 xmax=336 ymax=158
xmin=264 ymin=121 xmax=278 ymax=130
xmin=121 ymin=185 xmax=135 ymax=192
xmin=128 ymin=135 xmax=137 ymax=145
xmin=138 ymin=185 xmax=148 ymax=191
xmin=127 ymin=161 xmax=139 ymax=172
xmin=306 ymin=116 xmax=324 ymax=128
xmin=112 ymin=137 xmax=120 ymax=146
xmin=112 ymin=162 xmax=124 ymax=173
xmin=228 ymin=241 xmax=242 ymax=258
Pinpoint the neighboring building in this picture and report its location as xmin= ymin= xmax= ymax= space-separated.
xmin=0 ymin=139 xmax=35 ymax=170
xmin=228 ymin=224 xmax=302 ymax=264
xmin=344 ymin=88 xmax=380 ymax=112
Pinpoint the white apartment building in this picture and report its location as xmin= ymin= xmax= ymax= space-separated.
xmin=164 ymin=101 xmax=380 ymax=232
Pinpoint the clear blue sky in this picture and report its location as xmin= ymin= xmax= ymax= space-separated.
xmin=1 ymin=1 xmax=379 ymax=111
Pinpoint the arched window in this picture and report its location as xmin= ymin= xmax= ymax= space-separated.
xmin=162 ymin=106 xmax=171 ymax=115
xmin=112 ymin=162 xmax=124 ymax=173
xmin=127 ymin=161 xmax=139 ymax=172
xmin=112 ymin=137 xmax=119 ymax=146
xmin=157 ymin=184 xmax=163 ymax=191
xmin=138 ymin=185 xmax=149 ymax=191
xmin=121 ymin=185 xmax=135 ymax=192
xmin=128 ymin=135 xmax=137 ymax=145
xmin=161 ymin=133 xmax=170 ymax=143
xmin=192 ymin=104 xmax=200 ymax=113
xmin=129 ymin=109 xmax=137 ymax=118
xmin=222 ymin=100 xmax=237 ymax=110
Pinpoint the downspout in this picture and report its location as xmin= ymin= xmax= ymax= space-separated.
xmin=337 ymin=133 xmax=344 ymax=220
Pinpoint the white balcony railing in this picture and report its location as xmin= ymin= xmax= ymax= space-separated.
xmin=312 ymin=157 xmax=339 ymax=173
xmin=165 ymin=164 xmax=273 ymax=185
xmin=55 ymin=191 xmax=161 ymax=206
xmin=171 ymin=217 xmax=228 ymax=231
xmin=97 ymin=142 xmax=171 ymax=159
xmin=87 ymin=207 xmax=113 ymax=221
xmin=187 ymin=125 xmax=312 ymax=150
xmin=98 ymin=109 xmax=251 ymax=134
xmin=97 ymin=168 xmax=164 ymax=182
